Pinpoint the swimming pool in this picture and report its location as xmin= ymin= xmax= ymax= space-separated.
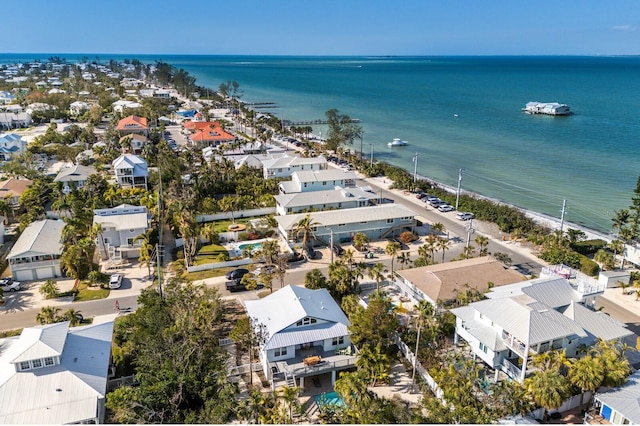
xmin=238 ymin=242 xmax=263 ymax=251
xmin=313 ymin=391 xmax=346 ymax=408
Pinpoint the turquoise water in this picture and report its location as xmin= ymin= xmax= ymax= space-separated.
xmin=238 ymin=242 xmax=262 ymax=251
xmin=3 ymin=54 xmax=638 ymax=233
xmin=313 ymin=391 xmax=346 ymax=408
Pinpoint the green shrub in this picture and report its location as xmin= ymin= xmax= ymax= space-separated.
xmin=579 ymin=255 xmax=600 ymax=277
xmin=238 ymin=231 xmax=249 ymax=241
xmin=216 ymin=253 xmax=230 ymax=262
xmin=572 ymin=239 xmax=607 ymax=255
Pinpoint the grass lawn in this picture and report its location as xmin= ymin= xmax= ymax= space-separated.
xmin=211 ymin=218 xmax=253 ymax=234
xmin=193 ymin=243 xmax=230 ymax=266
xmin=186 ymin=268 xmax=231 ymax=281
xmin=74 ymin=282 xmax=110 ymax=302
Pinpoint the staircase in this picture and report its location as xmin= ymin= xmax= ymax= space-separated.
xmin=285 ymin=370 xmax=296 ymax=387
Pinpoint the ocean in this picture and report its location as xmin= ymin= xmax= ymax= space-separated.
xmin=2 ymin=54 xmax=639 ymax=234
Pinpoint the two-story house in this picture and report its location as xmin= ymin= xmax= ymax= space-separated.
xmin=93 ymin=204 xmax=151 ymax=260
xmin=53 ymin=164 xmax=96 ymax=194
xmin=0 ymin=178 xmax=32 ymax=214
xmin=119 ymin=133 xmax=147 ymax=155
xmin=245 ymin=285 xmax=357 ymax=389
xmin=0 ymin=320 xmax=115 ymax=424
xmin=275 ymin=204 xmax=416 ymax=248
xmin=451 ymin=277 xmax=632 ymax=382
xmin=7 ymin=219 xmax=64 ymax=281
xmin=112 ymin=154 xmax=148 ymax=188
xmin=274 ymin=186 xmax=378 ymax=216
xmin=278 ymin=169 xmax=356 ymax=194
xmin=262 ymin=155 xmax=327 ymax=179
xmin=0 ymin=133 xmax=26 ymax=161
xmin=186 ymin=121 xmax=235 ymax=147
xmin=116 ymin=115 xmax=149 ymax=137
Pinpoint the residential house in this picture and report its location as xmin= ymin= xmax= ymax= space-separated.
xmin=93 ymin=204 xmax=151 ymax=260
xmin=0 ymin=91 xmax=16 ymax=105
xmin=262 ymin=154 xmax=327 ymax=179
xmin=275 ymin=204 xmax=416 ymax=248
xmin=395 ymin=256 xmax=526 ymax=307
xmin=112 ymin=154 xmax=148 ymax=188
xmin=274 ymin=186 xmax=378 ymax=216
xmin=0 ymin=110 xmax=31 ymax=130
xmin=245 ymin=285 xmax=356 ymax=389
xmin=184 ymin=120 xmax=235 ymax=147
xmin=7 ymin=219 xmax=64 ymax=281
xmin=592 ymin=370 xmax=640 ymax=425
xmin=0 ymin=177 xmax=32 ymax=214
xmin=0 ymin=320 xmax=115 ymax=424
xmin=0 ymin=133 xmax=26 ymax=160
xmin=278 ymin=169 xmax=357 ymax=194
xmin=451 ymin=277 xmax=632 ymax=382
xmin=53 ymin=164 xmax=96 ymax=193
xmin=112 ymin=100 xmax=142 ymax=114
xmin=116 ymin=115 xmax=149 ymax=137
xmin=69 ymin=100 xmax=91 ymax=117
xmin=119 ymin=133 xmax=147 ymax=155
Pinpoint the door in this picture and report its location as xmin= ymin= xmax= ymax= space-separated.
xmin=15 ymin=270 xmax=34 ymax=282
xmin=601 ymin=404 xmax=612 ymax=421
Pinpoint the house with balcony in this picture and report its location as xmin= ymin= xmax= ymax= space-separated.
xmin=394 ymin=256 xmax=526 ymax=307
xmin=262 ymin=154 xmax=327 ymax=179
xmin=451 ymin=277 xmax=632 ymax=382
xmin=7 ymin=219 xmax=64 ymax=281
xmin=116 ymin=115 xmax=149 ymax=137
xmin=245 ymin=285 xmax=357 ymax=389
xmin=278 ymin=169 xmax=356 ymax=194
xmin=0 ymin=133 xmax=26 ymax=160
xmin=119 ymin=133 xmax=147 ymax=155
xmin=112 ymin=154 xmax=147 ymax=188
xmin=53 ymin=164 xmax=96 ymax=194
xmin=186 ymin=121 xmax=235 ymax=147
xmin=275 ymin=204 xmax=416 ymax=249
xmin=0 ymin=320 xmax=115 ymax=424
xmin=274 ymin=186 xmax=379 ymax=216
xmin=0 ymin=177 xmax=32 ymax=214
xmin=93 ymin=204 xmax=151 ymax=260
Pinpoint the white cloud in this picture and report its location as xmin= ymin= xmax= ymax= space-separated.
xmin=612 ymin=24 xmax=637 ymax=32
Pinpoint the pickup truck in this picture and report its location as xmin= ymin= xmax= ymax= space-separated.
xmin=225 ymin=280 xmax=247 ymax=292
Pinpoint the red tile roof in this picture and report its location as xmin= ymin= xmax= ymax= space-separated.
xmin=190 ymin=122 xmax=235 ymax=143
xmin=116 ymin=115 xmax=148 ymax=131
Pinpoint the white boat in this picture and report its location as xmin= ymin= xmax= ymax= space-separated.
xmin=388 ymin=138 xmax=408 ymax=147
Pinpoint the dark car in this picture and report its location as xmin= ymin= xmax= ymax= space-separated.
xmin=332 ymin=244 xmax=344 ymax=256
xmin=305 ymin=245 xmax=317 ymax=259
xmin=225 ymin=280 xmax=247 ymax=292
xmin=225 ymin=268 xmax=250 ymax=280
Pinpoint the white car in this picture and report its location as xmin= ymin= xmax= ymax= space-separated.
xmin=109 ymin=273 xmax=123 ymax=289
xmin=457 ymin=212 xmax=475 ymax=221
xmin=0 ymin=277 xmax=21 ymax=292
xmin=438 ymin=204 xmax=455 ymax=212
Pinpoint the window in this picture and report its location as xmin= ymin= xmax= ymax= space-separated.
xmin=322 ymin=181 xmax=327 ymax=186
xmin=479 ymin=342 xmax=487 ymax=353
xmin=338 ymin=223 xmax=346 ymax=227
xmin=32 ymin=358 xmax=42 ymax=368
xmin=19 ymin=361 xmax=31 ymax=371
xmin=296 ymin=317 xmax=317 ymax=326
xmin=127 ymin=237 xmax=134 ymax=245
xmin=44 ymin=357 xmax=55 ymax=366
xmin=332 ymin=336 xmax=344 ymax=346
xmin=387 ymin=219 xmax=394 ymax=223
xmin=274 ymin=347 xmax=287 ymax=357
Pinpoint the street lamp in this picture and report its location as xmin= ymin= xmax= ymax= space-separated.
xmin=359 ymin=131 xmax=364 ymax=162
xmin=412 ymin=152 xmax=418 ymax=190
xmin=327 ymin=228 xmax=334 ymax=264
xmin=368 ymin=143 xmax=374 ymax=167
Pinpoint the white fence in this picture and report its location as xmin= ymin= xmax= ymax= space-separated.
xmin=393 ymin=334 xmax=445 ymax=402
xmin=187 ymin=257 xmax=253 ymax=273
xmin=196 ymin=207 xmax=276 ymax=223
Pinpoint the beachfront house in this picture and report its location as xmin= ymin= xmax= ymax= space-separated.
xmin=278 ymin=169 xmax=356 ymax=194
xmin=53 ymin=164 xmax=96 ymax=194
xmin=274 ymin=186 xmax=378 ymax=216
xmin=93 ymin=204 xmax=151 ymax=260
xmin=394 ymin=256 xmax=526 ymax=307
xmin=275 ymin=204 xmax=416 ymax=249
xmin=116 ymin=115 xmax=149 ymax=137
xmin=0 ymin=320 xmax=115 ymax=424
xmin=591 ymin=370 xmax=640 ymax=425
xmin=262 ymin=154 xmax=327 ymax=179
xmin=244 ymin=285 xmax=356 ymax=389
xmin=451 ymin=277 xmax=632 ymax=382
xmin=7 ymin=219 xmax=64 ymax=281
xmin=185 ymin=120 xmax=235 ymax=147
xmin=112 ymin=154 xmax=148 ymax=188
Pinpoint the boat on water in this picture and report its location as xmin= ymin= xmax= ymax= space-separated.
xmin=388 ymin=138 xmax=408 ymax=147
xmin=522 ymin=101 xmax=571 ymax=116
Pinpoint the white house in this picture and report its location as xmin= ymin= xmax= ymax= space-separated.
xmin=0 ymin=91 xmax=16 ymax=105
xmin=53 ymin=164 xmax=96 ymax=193
xmin=451 ymin=277 xmax=632 ymax=382
xmin=278 ymin=169 xmax=356 ymax=194
xmin=7 ymin=219 xmax=64 ymax=281
xmin=0 ymin=133 xmax=26 ymax=160
xmin=69 ymin=100 xmax=91 ymax=117
xmin=112 ymin=154 xmax=148 ymax=188
xmin=112 ymin=100 xmax=142 ymax=114
xmin=274 ymin=186 xmax=378 ymax=216
xmin=245 ymin=285 xmax=356 ymax=389
xmin=93 ymin=204 xmax=151 ymax=260
xmin=0 ymin=320 xmax=115 ymax=424
xmin=275 ymin=204 xmax=416 ymax=248
xmin=592 ymin=370 xmax=640 ymax=424
xmin=262 ymin=154 xmax=327 ymax=179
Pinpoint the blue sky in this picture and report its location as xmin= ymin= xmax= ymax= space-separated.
xmin=5 ymin=0 xmax=640 ymax=56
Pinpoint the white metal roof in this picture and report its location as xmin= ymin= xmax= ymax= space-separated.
xmin=245 ymin=285 xmax=350 ymax=349
xmin=53 ymin=164 xmax=96 ymax=183
xmin=8 ymin=322 xmax=69 ymax=363
xmin=93 ymin=204 xmax=149 ymax=231
xmin=293 ymin=169 xmax=355 ymax=183
xmin=275 ymin=204 xmax=415 ymax=231
xmin=262 ymin=154 xmax=326 ymax=170
xmin=7 ymin=219 xmax=64 ymax=259
xmin=274 ymin=186 xmax=377 ymax=209
xmin=563 ymin=302 xmax=632 ymax=342
xmin=595 ymin=370 xmax=640 ymax=424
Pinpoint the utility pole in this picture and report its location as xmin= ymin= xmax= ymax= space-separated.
xmin=559 ymin=199 xmax=567 ymax=233
xmin=466 ymin=218 xmax=474 ymax=248
xmin=370 ymin=144 xmax=374 ymax=167
xmin=455 ymin=168 xmax=463 ymax=211
xmin=156 ymin=167 xmax=163 ymax=298
xmin=412 ymin=152 xmax=418 ymax=190
xmin=359 ymin=132 xmax=364 ymax=162
xmin=329 ymin=228 xmax=334 ymax=264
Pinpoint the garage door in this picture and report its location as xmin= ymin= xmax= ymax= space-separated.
xmin=15 ymin=270 xmax=34 ymax=282
xmin=35 ymin=267 xmax=55 ymax=280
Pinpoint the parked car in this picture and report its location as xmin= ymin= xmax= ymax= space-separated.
xmin=0 ymin=277 xmax=21 ymax=292
xmin=438 ymin=204 xmax=455 ymax=212
xmin=109 ymin=273 xmax=123 ymax=289
xmin=416 ymin=192 xmax=426 ymax=199
xmin=428 ymin=197 xmax=443 ymax=206
xmin=305 ymin=245 xmax=318 ymax=259
xmin=332 ymin=244 xmax=344 ymax=256
xmin=225 ymin=280 xmax=247 ymax=292
xmin=456 ymin=212 xmax=475 ymax=221
xmin=225 ymin=268 xmax=250 ymax=280
xmin=254 ymin=265 xmax=277 ymax=276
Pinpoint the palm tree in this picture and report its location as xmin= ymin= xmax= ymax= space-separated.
xmin=569 ymin=355 xmax=604 ymax=409
xmin=524 ymin=370 xmax=571 ymax=422
xmin=475 ymin=235 xmax=489 ymax=256
xmin=334 ymin=370 xmax=372 ymax=410
xmin=367 ymin=262 xmax=388 ymax=292
xmin=462 ymin=244 xmax=476 ymax=259
xmin=437 ymin=237 xmax=452 ymax=263
xmin=385 ymin=241 xmax=401 ymax=278
xmin=417 ymin=244 xmax=431 ymax=265
xmin=397 ymin=251 xmax=411 ymax=269
xmin=424 ymin=234 xmax=438 ymax=263
xmin=279 ymin=385 xmax=300 ymax=423
xmin=91 ymin=223 xmax=109 ymax=261
xmin=291 ymin=214 xmax=319 ymax=250
xmin=36 ymin=306 xmax=61 ymax=324
xmin=274 ymin=254 xmax=289 ymax=289
xmin=612 ymin=208 xmax=630 ymax=236
xmin=356 ymin=342 xmax=391 ymax=386
xmin=353 ymin=232 xmax=369 ymax=252
xmin=430 ymin=221 xmax=445 ymax=236
xmin=63 ymin=308 xmax=83 ymax=326
xmin=219 ymin=195 xmax=238 ymax=224
xmin=411 ymin=299 xmax=435 ymax=390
